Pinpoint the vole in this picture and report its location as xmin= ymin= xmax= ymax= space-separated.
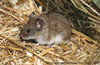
xmin=20 ymin=12 xmax=71 ymax=45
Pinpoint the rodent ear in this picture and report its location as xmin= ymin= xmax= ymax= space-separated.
xmin=35 ymin=18 xmax=44 ymax=29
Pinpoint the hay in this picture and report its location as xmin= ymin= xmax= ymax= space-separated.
xmin=0 ymin=0 xmax=100 ymax=65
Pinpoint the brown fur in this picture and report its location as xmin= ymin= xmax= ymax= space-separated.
xmin=20 ymin=12 xmax=71 ymax=45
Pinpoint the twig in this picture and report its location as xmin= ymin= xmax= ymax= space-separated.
xmin=0 ymin=8 xmax=20 ymax=22
xmin=80 ymin=0 xmax=100 ymax=16
xmin=88 ymin=17 xmax=100 ymax=23
xmin=71 ymin=0 xmax=100 ymax=22
xmin=29 ymin=0 xmax=42 ymax=15
xmin=0 ymin=18 xmax=14 ymax=34
xmin=0 ymin=4 xmax=19 ymax=13
xmin=5 ymin=46 xmax=23 ymax=52
xmin=0 ymin=34 xmax=52 ymax=63
xmin=72 ymin=29 xmax=100 ymax=46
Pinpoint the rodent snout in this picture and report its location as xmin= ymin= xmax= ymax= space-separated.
xmin=20 ymin=33 xmax=28 ymax=39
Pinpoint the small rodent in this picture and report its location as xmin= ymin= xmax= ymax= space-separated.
xmin=20 ymin=12 xmax=71 ymax=45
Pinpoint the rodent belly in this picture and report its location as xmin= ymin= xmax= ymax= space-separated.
xmin=37 ymin=34 xmax=63 ymax=45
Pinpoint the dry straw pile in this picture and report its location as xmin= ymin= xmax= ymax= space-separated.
xmin=0 ymin=0 xmax=100 ymax=65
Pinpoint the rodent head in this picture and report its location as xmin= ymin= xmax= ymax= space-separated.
xmin=20 ymin=17 xmax=45 ymax=41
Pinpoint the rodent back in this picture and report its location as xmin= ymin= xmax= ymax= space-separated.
xmin=39 ymin=12 xmax=71 ymax=41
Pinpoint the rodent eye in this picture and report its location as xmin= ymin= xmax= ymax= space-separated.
xmin=27 ymin=29 xmax=30 ymax=33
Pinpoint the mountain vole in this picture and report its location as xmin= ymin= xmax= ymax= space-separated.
xmin=20 ymin=12 xmax=71 ymax=45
